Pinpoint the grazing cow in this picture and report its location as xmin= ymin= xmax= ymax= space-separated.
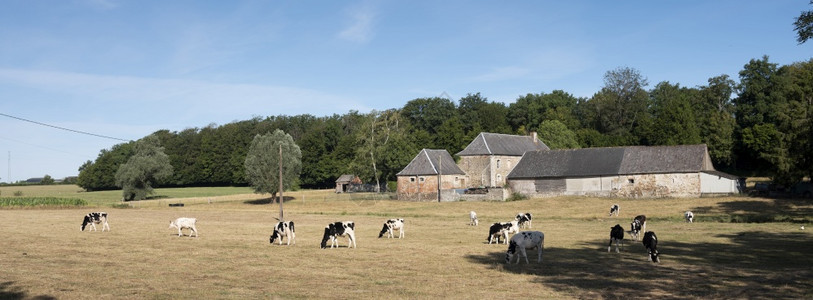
xmin=169 ymin=217 xmax=198 ymax=237
xmin=642 ymin=231 xmax=660 ymax=263
xmin=630 ymin=215 xmax=647 ymax=241
xmin=269 ymin=221 xmax=296 ymax=245
xmin=608 ymin=224 xmax=625 ymax=253
xmin=378 ymin=218 xmax=405 ymax=238
xmin=505 ymin=231 xmax=545 ymax=264
xmin=609 ymin=204 xmax=620 ymax=217
xmin=515 ymin=213 xmax=533 ymax=229
xmin=80 ymin=212 xmax=110 ymax=232
xmin=685 ymin=211 xmax=694 ymax=223
xmin=487 ymin=220 xmax=519 ymax=244
xmin=321 ymin=221 xmax=356 ymax=249
xmin=469 ymin=211 xmax=478 ymax=226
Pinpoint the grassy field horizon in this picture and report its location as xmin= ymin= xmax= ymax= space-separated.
xmin=0 ymin=186 xmax=811 ymax=298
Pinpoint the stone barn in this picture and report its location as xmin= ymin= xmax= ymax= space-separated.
xmin=396 ymin=149 xmax=466 ymax=201
xmin=456 ymin=132 xmax=549 ymax=188
xmin=335 ymin=174 xmax=361 ymax=193
xmin=506 ymin=144 xmax=741 ymax=198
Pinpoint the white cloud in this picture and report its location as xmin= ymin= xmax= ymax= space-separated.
xmin=337 ymin=6 xmax=376 ymax=43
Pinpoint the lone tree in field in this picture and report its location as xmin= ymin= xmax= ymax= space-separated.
xmin=114 ymin=135 xmax=174 ymax=201
xmin=244 ymin=129 xmax=302 ymax=204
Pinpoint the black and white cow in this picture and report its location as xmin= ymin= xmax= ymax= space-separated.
xmin=469 ymin=211 xmax=478 ymax=226
xmin=487 ymin=220 xmax=519 ymax=244
xmin=630 ymin=215 xmax=647 ymax=241
xmin=642 ymin=231 xmax=660 ymax=263
xmin=169 ymin=217 xmax=198 ymax=237
xmin=505 ymin=231 xmax=545 ymax=264
xmin=321 ymin=221 xmax=356 ymax=249
xmin=269 ymin=221 xmax=296 ymax=245
xmin=378 ymin=218 xmax=405 ymax=238
xmin=515 ymin=213 xmax=533 ymax=229
xmin=608 ymin=224 xmax=624 ymax=253
xmin=609 ymin=204 xmax=620 ymax=217
xmin=80 ymin=212 xmax=109 ymax=232
xmin=685 ymin=211 xmax=694 ymax=223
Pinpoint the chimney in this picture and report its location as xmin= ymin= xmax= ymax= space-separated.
xmin=531 ymin=132 xmax=538 ymax=144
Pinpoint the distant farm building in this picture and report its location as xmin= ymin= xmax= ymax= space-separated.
xmin=396 ymin=149 xmax=465 ymax=201
xmin=456 ymin=132 xmax=549 ymax=188
xmin=335 ymin=174 xmax=362 ymax=193
xmin=507 ymin=144 xmax=741 ymax=198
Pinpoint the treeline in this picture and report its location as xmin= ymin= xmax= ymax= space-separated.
xmin=77 ymin=56 xmax=813 ymax=191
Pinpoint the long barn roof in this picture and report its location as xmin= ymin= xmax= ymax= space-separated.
xmin=456 ymin=132 xmax=549 ymax=156
xmin=507 ymin=144 xmax=718 ymax=179
xmin=397 ymin=149 xmax=465 ymax=176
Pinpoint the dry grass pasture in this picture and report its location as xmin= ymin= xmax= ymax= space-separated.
xmin=1 ymin=192 xmax=811 ymax=299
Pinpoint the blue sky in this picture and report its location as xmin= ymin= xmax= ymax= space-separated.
xmin=0 ymin=0 xmax=811 ymax=182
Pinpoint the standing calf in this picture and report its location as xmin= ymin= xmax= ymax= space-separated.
xmin=642 ymin=231 xmax=660 ymax=262
xmin=378 ymin=218 xmax=405 ymax=238
xmin=169 ymin=217 xmax=198 ymax=237
xmin=269 ymin=221 xmax=296 ymax=245
xmin=630 ymin=215 xmax=647 ymax=241
xmin=80 ymin=212 xmax=109 ymax=232
xmin=609 ymin=204 xmax=620 ymax=217
xmin=469 ymin=211 xmax=478 ymax=226
xmin=487 ymin=220 xmax=519 ymax=244
xmin=515 ymin=213 xmax=533 ymax=229
xmin=685 ymin=211 xmax=694 ymax=223
xmin=321 ymin=221 xmax=356 ymax=249
xmin=607 ymin=224 xmax=624 ymax=253
xmin=505 ymin=231 xmax=545 ymax=264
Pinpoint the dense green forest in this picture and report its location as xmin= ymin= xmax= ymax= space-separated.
xmin=76 ymin=56 xmax=813 ymax=191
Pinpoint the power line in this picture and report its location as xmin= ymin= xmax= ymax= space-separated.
xmin=0 ymin=112 xmax=129 ymax=142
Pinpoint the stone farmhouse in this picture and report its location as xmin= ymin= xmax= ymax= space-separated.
xmin=506 ymin=144 xmax=741 ymax=198
xmin=396 ymin=149 xmax=466 ymax=201
xmin=456 ymin=132 xmax=549 ymax=188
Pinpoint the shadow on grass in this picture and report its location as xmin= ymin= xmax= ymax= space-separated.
xmin=244 ymin=196 xmax=296 ymax=205
xmin=0 ymin=281 xmax=56 ymax=300
xmin=465 ymin=231 xmax=813 ymax=299
xmin=693 ymin=198 xmax=813 ymax=223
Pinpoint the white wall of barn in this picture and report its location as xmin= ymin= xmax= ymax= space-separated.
xmin=699 ymin=172 xmax=739 ymax=194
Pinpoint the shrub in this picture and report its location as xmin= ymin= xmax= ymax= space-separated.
xmin=13 ymin=191 xmax=23 ymax=196
xmin=506 ymin=192 xmax=528 ymax=202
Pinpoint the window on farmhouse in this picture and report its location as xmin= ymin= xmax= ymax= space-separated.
xmin=497 ymin=159 xmax=501 ymax=168
xmin=410 ymin=177 xmax=415 ymax=182
xmin=628 ymin=178 xmax=635 ymax=184
xmin=419 ymin=177 xmax=425 ymax=182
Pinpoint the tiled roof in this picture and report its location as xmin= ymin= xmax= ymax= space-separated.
xmin=456 ymin=132 xmax=549 ymax=156
xmin=397 ymin=149 xmax=465 ymax=176
xmin=508 ymin=144 xmax=720 ymax=178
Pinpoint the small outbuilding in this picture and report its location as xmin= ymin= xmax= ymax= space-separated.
xmin=396 ymin=149 xmax=466 ymax=201
xmin=507 ymin=144 xmax=741 ymax=198
xmin=335 ymin=174 xmax=362 ymax=193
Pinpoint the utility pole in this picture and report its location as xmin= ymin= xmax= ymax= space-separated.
xmin=279 ymin=144 xmax=284 ymax=222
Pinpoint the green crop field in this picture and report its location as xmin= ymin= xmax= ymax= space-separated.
xmin=0 ymin=187 xmax=810 ymax=299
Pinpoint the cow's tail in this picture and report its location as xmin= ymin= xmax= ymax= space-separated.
xmin=289 ymin=221 xmax=295 ymax=233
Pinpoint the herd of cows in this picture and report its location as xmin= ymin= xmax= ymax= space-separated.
xmin=78 ymin=204 xmax=697 ymax=264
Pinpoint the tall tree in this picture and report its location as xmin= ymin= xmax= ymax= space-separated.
xmin=114 ymin=135 xmax=174 ymax=201
xmin=244 ymin=129 xmax=302 ymax=200
xmin=591 ymin=67 xmax=650 ymax=145
xmin=401 ymin=97 xmax=457 ymax=136
xmin=697 ymin=75 xmax=737 ymax=166
xmin=734 ymin=56 xmax=781 ymax=173
xmin=794 ymin=1 xmax=813 ymax=44
xmin=538 ymin=120 xmax=580 ymax=150
xmin=645 ymin=81 xmax=702 ymax=146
